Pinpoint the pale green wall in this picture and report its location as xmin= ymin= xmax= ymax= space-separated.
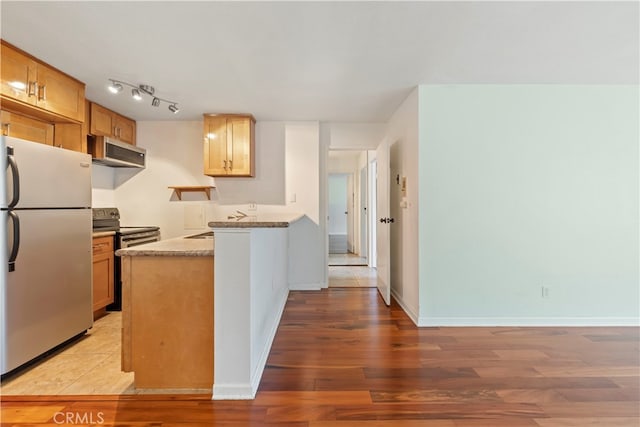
xmin=418 ymin=85 xmax=639 ymax=325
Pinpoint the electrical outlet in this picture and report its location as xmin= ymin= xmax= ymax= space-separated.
xmin=248 ymin=202 xmax=257 ymax=211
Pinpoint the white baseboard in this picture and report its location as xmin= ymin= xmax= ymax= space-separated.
xmin=212 ymin=384 xmax=255 ymax=400
xmin=417 ymin=316 xmax=640 ymax=327
xmin=390 ymin=288 xmax=419 ymax=326
xmin=289 ymin=282 xmax=325 ymax=290
xmin=389 ymin=288 xmax=640 ymax=327
xmin=248 ymin=289 xmax=289 ymax=397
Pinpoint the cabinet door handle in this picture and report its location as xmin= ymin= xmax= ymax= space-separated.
xmin=27 ymin=81 xmax=37 ymax=97
xmin=38 ymin=84 xmax=46 ymax=101
xmin=228 ymin=159 xmax=232 ymax=171
xmin=223 ymin=160 xmax=228 ymax=170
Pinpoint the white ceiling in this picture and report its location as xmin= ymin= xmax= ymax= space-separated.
xmin=1 ymin=1 xmax=637 ymax=122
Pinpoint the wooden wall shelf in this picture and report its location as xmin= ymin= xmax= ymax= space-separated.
xmin=169 ymin=186 xmax=215 ymax=200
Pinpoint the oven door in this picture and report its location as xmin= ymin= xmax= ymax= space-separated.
xmin=119 ymin=230 xmax=161 ymax=248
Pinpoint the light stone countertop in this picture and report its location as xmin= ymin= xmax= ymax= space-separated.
xmin=208 ymin=212 xmax=304 ymax=228
xmin=116 ymin=234 xmax=214 ymax=257
xmin=92 ymin=231 xmax=116 ymax=238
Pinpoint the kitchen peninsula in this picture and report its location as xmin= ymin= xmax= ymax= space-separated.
xmin=116 ymin=213 xmax=303 ymax=399
xmin=117 ymin=236 xmax=214 ymax=391
xmin=209 ymin=212 xmax=303 ymax=399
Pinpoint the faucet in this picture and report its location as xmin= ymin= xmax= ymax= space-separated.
xmin=227 ymin=210 xmax=248 ymax=220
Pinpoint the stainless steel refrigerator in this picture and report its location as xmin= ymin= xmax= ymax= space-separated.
xmin=1 ymin=135 xmax=93 ymax=375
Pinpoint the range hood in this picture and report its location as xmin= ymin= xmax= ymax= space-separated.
xmin=90 ymin=137 xmax=146 ymax=168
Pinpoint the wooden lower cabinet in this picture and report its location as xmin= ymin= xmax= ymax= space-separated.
xmin=121 ymin=255 xmax=214 ymax=389
xmin=92 ymin=235 xmax=114 ymax=313
xmin=0 ymin=110 xmax=54 ymax=145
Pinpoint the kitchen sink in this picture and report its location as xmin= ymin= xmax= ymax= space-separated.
xmin=184 ymin=231 xmax=214 ymax=239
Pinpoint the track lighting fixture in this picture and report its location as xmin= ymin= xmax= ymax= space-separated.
xmin=107 ymin=79 xmax=179 ymax=113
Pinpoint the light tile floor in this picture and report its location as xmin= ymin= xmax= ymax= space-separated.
xmin=1 ymin=312 xmax=135 ymax=395
xmin=328 ymin=253 xmax=368 ymax=266
xmin=328 ymin=265 xmax=377 ymax=288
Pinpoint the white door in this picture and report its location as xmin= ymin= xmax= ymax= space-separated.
xmin=346 ymin=174 xmax=354 ymax=253
xmin=360 ymin=166 xmax=368 ymax=260
xmin=376 ymin=140 xmax=391 ymax=305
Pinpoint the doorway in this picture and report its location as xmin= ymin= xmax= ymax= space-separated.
xmin=327 ymin=150 xmax=377 ymax=287
xmin=327 ymin=150 xmax=369 ymax=266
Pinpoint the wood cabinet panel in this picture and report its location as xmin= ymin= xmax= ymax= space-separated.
xmin=203 ymin=114 xmax=255 ymax=177
xmin=0 ymin=110 xmax=54 ymax=145
xmin=89 ymin=102 xmax=136 ymax=145
xmin=92 ymin=235 xmax=114 ymax=312
xmin=0 ymin=44 xmax=36 ymax=106
xmin=35 ymin=64 xmax=85 ymax=122
xmin=54 ymin=123 xmax=85 ymax=153
xmin=203 ymin=115 xmax=228 ymax=176
xmin=1 ymin=41 xmax=85 ymax=123
xmin=227 ymin=116 xmax=252 ymax=176
xmin=114 ymin=114 xmax=135 ymax=145
xmin=122 ymin=256 xmax=214 ymax=389
xmin=89 ymin=103 xmax=114 ymax=136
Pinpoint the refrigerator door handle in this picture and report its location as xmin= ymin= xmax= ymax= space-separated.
xmin=7 ymin=148 xmax=19 ymax=208
xmin=8 ymin=210 xmax=19 ymax=272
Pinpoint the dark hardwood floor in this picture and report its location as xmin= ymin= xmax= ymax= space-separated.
xmin=2 ymin=288 xmax=639 ymax=426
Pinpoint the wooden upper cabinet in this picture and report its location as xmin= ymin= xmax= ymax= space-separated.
xmin=90 ymin=103 xmax=114 ymax=136
xmin=0 ymin=41 xmax=85 ymax=123
xmin=0 ymin=44 xmax=37 ymax=106
xmin=203 ymin=114 xmax=255 ymax=177
xmin=114 ymin=114 xmax=136 ymax=145
xmin=0 ymin=110 xmax=54 ymax=146
xmin=89 ymin=102 xmax=136 ymax=145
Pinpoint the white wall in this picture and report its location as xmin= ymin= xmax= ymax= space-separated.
xmin=285 ymin=123 xmax=320 ymax=223
xmin=328 ymin=123 xmax=385 ymax=149
xmin=113 ymin=121 xmax=215 ymax=239
xmin=91 ymin=164 xmax=116 ymax=207
xmin=285 ymin=123 xmax=325 ymax=289
xmin=95 ymin=120 xmax=291 ymax=239
xmin=418 ymin=85 xmax=640 ymax=325
xmin=215 ymin=122 xmax=286 ymax=205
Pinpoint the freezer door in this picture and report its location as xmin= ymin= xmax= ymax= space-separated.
xmin=1 ymin=209 xmax=92 ymax=374
xmin=1 ymin=135 xmax=91 ymax=209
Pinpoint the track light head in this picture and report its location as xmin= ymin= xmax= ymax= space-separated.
xmin=108 ymin=81 xmax=123 ymax=94
xmin=131 ymin=88 xmax=143 ymax=101
xmin=151 ymin=97 xmax=161 ymax=107
xmin=138 ymin=85 xmax=155 ymax=96
xmin=168 ymin=104 xmax=179 ymax=114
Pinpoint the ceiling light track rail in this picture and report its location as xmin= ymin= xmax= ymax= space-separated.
xmin=108 ymin=79 xmax=179 ymax=114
